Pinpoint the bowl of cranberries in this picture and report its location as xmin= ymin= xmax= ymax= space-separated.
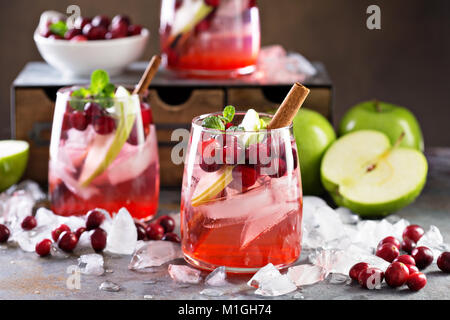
xmin=34 ymin=11 xmax=149 ymax=76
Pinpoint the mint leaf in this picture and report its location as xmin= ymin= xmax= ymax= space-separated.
xmin=202 ymin=116 xmax=225 ymax=130
xmin=50 ymin=21 xmax=68 ymax=37
xmin=227 ymin=126 xmax=244 ymax=132
xmin=223 ymin=105 xmax=235 ymax=123
xmin=69 ymin=88 xmax=90 ymax=110
xmin=102 ymin=83 xmax=116 ymax=98
xmin=90 ymin=70 xmax=110 ymax=95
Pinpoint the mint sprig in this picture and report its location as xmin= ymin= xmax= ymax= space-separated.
xmin=202 ymin=116 xmax=225 ymax=130
xmin=223 ymin=105 xmax=235 ymax=123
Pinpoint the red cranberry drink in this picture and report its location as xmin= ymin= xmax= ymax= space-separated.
xmin=160 ymin=0 xmax=260 ymax=77
xmin=180 ymin=106 xmax=303 ymax=273
xmin=49 ymin=70 xmax=159 ymax=220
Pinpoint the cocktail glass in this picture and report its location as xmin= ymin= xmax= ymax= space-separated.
xmin=160 ymin=0 xmax=261 ymax=77
xmin=180 ymin=112 xmax=302 ymax=273
xmin=48 ymin=87 xmax=160 ymax=220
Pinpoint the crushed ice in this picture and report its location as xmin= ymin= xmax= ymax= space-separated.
xmin=78 ymin=254 xmax=104 ymax=276
xmin=168 ymin=264 xmax=202 ymax=284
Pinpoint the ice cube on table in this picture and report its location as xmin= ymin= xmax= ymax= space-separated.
xmin=200 ymin=288 xmax=226 ymax=297
xmin=105 ymin=208 xmax=137 ymax=255
xmin=248 ymin=263 xmax=297 ymax=297
xmin=128 ymin=241 xmax=182 ymax=270
xmin=247 ymin=263 xmax=281 ymax=288
xmin=327 ymin=273 xmax=351 ymax=285
xmin=335 ymin=207 xmax=360 ymax=224
xmin=417 ymin=225 xmax=450 ymax=259
xmin=99 ymin=281 xmax=120 ymax=292
xmin=168 ymin=265 xmax=202 ymax=284
xmin=205 ymin=266 xmax=228 ymax=286
xmin=78 ymin=254 xmax=104 ymax=276
xmin=287 ymin=264 xmax=327 ymax=286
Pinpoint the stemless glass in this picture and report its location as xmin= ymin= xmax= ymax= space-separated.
xmin=160 ymin=0 xmax=261 ymax=77
xmin=180 ymin=112 xmax=303 ymax=273
xmin=48 ymin=87 xmax=160 ymax=220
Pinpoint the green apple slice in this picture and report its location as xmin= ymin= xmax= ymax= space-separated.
xmin=191 ymin=165 xmax=234 ymax=207
xmin=321 ymin=130 xmax=428 ymax=217
xmin=0 ymin=140 xmax=29 ymax=192
xmin=171 ymin=0 xmax=213 ymax=37
xmin=79 ymin=86 xmax=137 ymax=187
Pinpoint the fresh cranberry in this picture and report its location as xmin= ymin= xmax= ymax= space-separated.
xmin=74 ymin=17 xmax=91 ymax=30
xmin=406 ymin=264 xmax=419 ymax=275
xmin=35 ymin=239 xmax=52 ymax=257
xmin=401 ymin=237 xmax=417 ymax=254
xmin=91 ymin=15 xmax=111 ymax=28
xmin=225 ymin=122 xmax=233 ymax=130
xmin=75 ymin=227 xmax=86 ymax=239
xmin=411 ymin=246 xmax=433 ymax=270
xmin=437 ymin=252 xmax=450 ymax=273
xmin=128 ymin=24 xmax=142 ymax=36
xmin=232 ymin=165 xmax=258 ymax=189
xmin=52 ymin=224 xmax=71 ymax=242
xmin=248 ymin=0 xmax=257 ymax=8
xmin=108 ymin=21 xmax=129 ymax=39
xmin=377 ymin=236 xmax=401 ymax=250
xmin=266 ymin=158 xmax=287 ymax=178
xmin=84 ymin=102 xmax=101 ymax=123
xmin=0 ymin=224 xmax=10 ymax=243
xmin=407 ymin=272 xmax=427 ymax=291
xmin=200 ymin=139 xmax=222 ymax=172
xmin=376 ymin=243 xmax=400 ymax=262
xmin=146 ymin=223 xmax=165 ymax=240
xmin=204 ymin=0 xmax=221 ymax=7
xmin=358 ymin=267 xmax=384 ymax=289
xmin=135 ymin=222 xmax=147 ymax=240
xmin=158 ymin=216 xmax=175 ymax=233
xmin=385 ymin=262 xmax=410 ymax=287
xmin=349 ymin=262 xmax=370 ymax=281
xmin=83 ymin=24 xmax=107 ymax=40
xmin=393 ymin=254 xmax=416 ymax=266
xmin=86 ymin=210 xmax=106 ymax=230
xmin=94 ymin=115 xmax=116 ymax=134
xmin=70 ymin=35 xmax=88 ymax=42
xmin=21 ymin=216 xmax=37 ymax=230
xmin=140 ymin=103 xmax=153 ymax=126
xmin=91 ymin=228 xmax=107 ymax=252
xmin=402 ymin=224 xmax=425 ymax=243
xmin=64 ymin=28 xmax=82 ymax=40
xmin=58 ymin=232 xmax=78 ymax=252
xmin=162 ymin=232 xmax=180 ymax=243
xmin=112 ymin=15 xmax=131 ymax=28
xmin=62 ymin=112 xmax=72 ymax=131
xmin=69 ymin=111 xmax=88 ymax=131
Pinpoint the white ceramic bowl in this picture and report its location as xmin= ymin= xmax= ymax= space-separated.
xmin=34 ymin=28 xmax=149 ymax=77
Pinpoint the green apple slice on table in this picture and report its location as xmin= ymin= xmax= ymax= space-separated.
xmin=0 ymin=140 xmax=29 ymax=192
xmin=78 ymin=86 xmax=137 ymax=187
xmin=339 ymin=100 xmax=424 ymax=151
xmin=321 ymin=130 xmax=427 ymax=217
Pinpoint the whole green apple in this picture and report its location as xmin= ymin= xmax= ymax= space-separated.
xmin=339 ymin=100 xmax=424 ymax=151
xmin=293 ymin=108 xmax=336 ymax=195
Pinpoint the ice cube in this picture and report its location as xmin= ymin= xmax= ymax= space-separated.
xmin=200 ymin=288 xmax=226 ymax=297
xmin=78 ymin=254 xmax=104 ymax=276
xmin=335 ymin=207 xmax=360 ymax=224
xmin=417 ymin=225 xmax=449 ymax=259
xmin=247 ymin=263 xmax=280 ymax=288
xmin=105 ymin=208 xmax=137 ymax=255
xmin=50 ymin=243 xmax=69 ymax=259
xmin=128 ymin=241 xmax=182 ymax=270
xmin=205 ymin=266 xmax=228 ymax=286
xmin=327 ymin=273 xmax=351 ymax=285
xmin=99 ymin=281 xmax=120 ymax=292
xmin=168 ymin=265 xmax=202 ymax=284
xmin=254 ymin=275 xmax=297 ymax=297
xmin=287 ymin=264 xmax=327 ymax=286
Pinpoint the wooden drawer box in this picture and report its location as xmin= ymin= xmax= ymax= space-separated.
xmin=12 ymin=62 xmax=333 ymax=187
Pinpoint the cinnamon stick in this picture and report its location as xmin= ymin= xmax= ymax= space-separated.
xmin=267 ymin=82 xmax=310 ymax=129
xmin=133 ymin=55 xmax=162 ymax=95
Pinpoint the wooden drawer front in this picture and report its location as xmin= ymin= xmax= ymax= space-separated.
xmin=227 ymin=87 xmax=333 ymax=120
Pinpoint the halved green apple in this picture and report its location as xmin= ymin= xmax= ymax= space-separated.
xmin=0 ymin=140 xmax=29 ymax=192
xmin=321 ymin=130 xmax=427 ymax=217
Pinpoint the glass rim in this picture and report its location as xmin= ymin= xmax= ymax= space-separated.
xmin=56 ymin=86 xmax=140 ymax=103
xmin=191 ymin=111 xmax=293 ymax=134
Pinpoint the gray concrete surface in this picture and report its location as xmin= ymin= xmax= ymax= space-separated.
xmin=0 ymin=148 xmax=449 ymax=300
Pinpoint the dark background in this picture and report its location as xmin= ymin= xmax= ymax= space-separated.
xmin=0 ymin=0 xmax=449 ymax=146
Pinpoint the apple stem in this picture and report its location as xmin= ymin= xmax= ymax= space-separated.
xmin=374 ymin=99 xmax=382 ymax=112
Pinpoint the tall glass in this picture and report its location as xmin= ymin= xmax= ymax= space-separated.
xmin=160 ymin=0 xmax=261 ymax=77
xmin=48 ymin=87 xmax=160 ymax=220
xmin=180 ymin=112 xmax=302 ymax=273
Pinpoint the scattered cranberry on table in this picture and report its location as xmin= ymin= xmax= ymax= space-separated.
xmin=35 ymin=239 xmax=52 ymax=257
xmin=58 ymin=232 xmax=78 ymax=252
xmin=401 ymin=237 xmax=416 ymax=254
xmin=406 ymin=264 xmax=419 ymax=275
xmin=377 ymin=236 xmax=401 ymax=250
xmin=91 ymin=228 xmax=107 ymax=252
xmin=402 ymin=224 xmax=425 ymax=243
xmin=51 ymin=224 xmax=71 ymax=242
xmin=158 ymin=215 xmax=175 ymax=233
xmin=376 ymin=243 xmax=400 ymax=262
xmin=437 ymin=252 xmax=450 ymax=273
xmin=0 ymin=224 xmax=11 ymax=243
xmin=162 ymin=232 xmax=181 ymax=243
xmin=349 ymin=262 xmax=370 ymax=281
xmin=21 ymin=216 xmax=37 ymax=230
xmin=135 ymin=222 xmax=147 ymax=241
xmin=86 ymin=210 xmax=106 ymax=230
xmin=358 ymin=267 xmax=384 ymax=289
xmin=406 ymin=272 xmax=427 ymax=291
xmin=385 ymin=262 xmax=410 ymax=288
xmin=411 ymin=246 xmax=434 ymax=270
xmin=146 ymin=223 xmax=165 ymax=240
xmin=393 ymin=254 xmax=416 ymax=266
xmin=75 ymin=227 xmax=86 ymax=239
